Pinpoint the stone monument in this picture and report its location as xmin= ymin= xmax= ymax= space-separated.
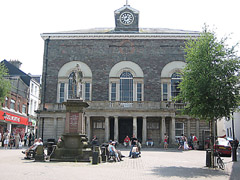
xmin=50 ymin=65 xmax=92 ymax=162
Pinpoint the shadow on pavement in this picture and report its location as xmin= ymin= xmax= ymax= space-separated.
xmin=151 ymin=166 xmax=228 ymax=178
xmin=230 ymin=149 xmax=240 ymax=180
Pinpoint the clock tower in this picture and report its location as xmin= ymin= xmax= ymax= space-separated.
xmin=114 ymin=3 xmax=139 ymax=32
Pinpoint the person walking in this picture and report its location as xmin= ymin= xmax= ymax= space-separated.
xmin=3 ymin=130 xmax=10 ymax=149
xmin=183 ymin=135 xmax=189 ymax=150
xmin=192 ymin=134 xmax=198 ymax=150
xmin=14 ymin=133 xmax=21 ymax=149
xmin=129 ymin=135 xmax=138 ymax=157
xmin=164 ymin=133 xmax=168 ymax=150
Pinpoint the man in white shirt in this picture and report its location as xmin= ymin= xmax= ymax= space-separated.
xmin=23 ymin=138 xmax=43 ymax=158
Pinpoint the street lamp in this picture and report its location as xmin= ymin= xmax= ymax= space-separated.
xmin=3 ymin=113 xmax=7 ymax=120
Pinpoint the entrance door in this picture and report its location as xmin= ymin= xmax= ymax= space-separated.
xmin=119 ymin=117 xmax=133 ymax=143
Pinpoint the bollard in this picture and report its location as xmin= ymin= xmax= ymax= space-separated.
xmin=206 ymin=149 xmax=211 ymax=167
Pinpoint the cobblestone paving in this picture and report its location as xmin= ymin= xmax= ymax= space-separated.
xmin=0 ymin=147 xmax=239 ymax=180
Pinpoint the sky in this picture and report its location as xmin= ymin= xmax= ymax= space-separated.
xmin=0 ymin=0 xmax=239 ymax=75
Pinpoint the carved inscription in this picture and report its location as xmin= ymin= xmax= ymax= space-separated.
xmin=69 ymin=112 xmax=79 ymax=133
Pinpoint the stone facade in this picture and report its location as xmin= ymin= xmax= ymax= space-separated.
xmin=38 ymin=4 xmax=210 ymax=148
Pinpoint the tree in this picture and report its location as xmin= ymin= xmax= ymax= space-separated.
xmin=176 ymin=25 xmax=240 ymax=167
xmin=0 ymin=62 xmax=11 ymax=106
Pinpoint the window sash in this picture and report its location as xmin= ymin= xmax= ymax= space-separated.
xmin=22 ymin=105 xmax=26 ymax=114
xmin=120 ymin=78 xmax=133 ymax=101
xmin=111 ymin=83 xmax=116 ymax=101
xmin=175 ymin=122 xmax=184 ymax=136
xmin=137 ymin=83 xmax=142 ymax=101
xmin=60 ymin=83 xmax=65 ymax=103
xmin=85 ymin=83 xmax=90 ymax=101
xmin=93 ymin=121 xmax=105 ymax=129
xmin=163 ymin=83 xmax=168 ymax=101
xmin=10 ymin=99 xmax=15 ymax=110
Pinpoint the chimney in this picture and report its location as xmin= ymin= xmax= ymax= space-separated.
xmin=9 ymin=60 xmax=22 ymax=69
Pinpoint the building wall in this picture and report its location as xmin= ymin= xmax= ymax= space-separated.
xmin=43 ymin=39 xmax=186 ymax=103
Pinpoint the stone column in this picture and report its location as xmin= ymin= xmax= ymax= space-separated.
xmin=53 ymin=117 xmax=57 ymax=140
xmin=196 ymin=119 xmax=200 ymax=139
xmin=86 ymin=116 xmax=91 ymax=140
xmin=105 ymin=116 xmax=110 ymax=142
xmin=133 ymin=117 xmax=137 ymax=138
xmin=161 ymin=116 xmax=166 ymax=143
xmin=187 ymin=118 xmax=191 ymax=138
xmin=114 ymin=116 xmax=118 ymax=141
xmin=142 ymin=116 xmax=147 ymax=144
xmin=171 ymin=117 xmax=176 ymax=144
xmin=7 ymin=123 xmax=11 ymax=133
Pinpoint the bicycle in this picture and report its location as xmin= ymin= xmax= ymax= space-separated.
xmin=215 ymin=150 xmax=225 ymax=170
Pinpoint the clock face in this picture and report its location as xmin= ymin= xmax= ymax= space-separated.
xmin=120 ymin=12 xmax=134 ymax=25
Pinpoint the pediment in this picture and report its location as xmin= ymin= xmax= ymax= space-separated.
xmin=114 ymin=5 xmax=139 ymax=14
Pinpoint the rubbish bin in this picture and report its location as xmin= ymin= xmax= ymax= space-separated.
xmin=47 ymin=139 xmax=55 ymax=155
xmin=101 ymin=146 xmax=107 ymax=162
xmin=92 ymin=151 xmax=99 ymax=165
xmin=206 ymin=149 xmax=211 ymax=167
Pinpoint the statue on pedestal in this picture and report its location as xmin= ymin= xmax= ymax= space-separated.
xmin=71 ymin=64 xmax=83 ymax=99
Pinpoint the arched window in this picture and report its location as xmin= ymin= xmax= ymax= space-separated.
xmin=171 ymin=72 xmax=182 ymax=98
xmin=68 ymin=72 xmax=77 ymax=99
xmin=120 ymin=72 xmax=133 ymax=101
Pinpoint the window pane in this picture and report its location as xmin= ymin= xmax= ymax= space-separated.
xmin=85 ymin=83 xmax=90 ymax=101
xmin=22 ymin=105 xmax=26 ymax=114
xmin=175 ymin=122 xmax=184 ymax=136
xmin=10 ymin=99 xmax=15 ymax=110
xmin=163 ymin=83 xmax=168 ymax=101
xmin=120 ymin=72 xmax=133 ymax=101
xmin=176 ymin=130 xmax=183 ymax=136
xmin=175 ymin=122 xmax=183 ymax=129
xmin=111 ymin=83 xmax=116 ymax=101
xmin=137 ymin=83 xmax=142 ymax=101
xmin=171 ymin=73 xmax=182 ymax=98
xmin=60 ymin=83 xmax=65 ymax=103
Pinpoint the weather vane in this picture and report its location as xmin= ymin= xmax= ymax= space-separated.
xmin=126 ymin=0 xmax=129 ymax=5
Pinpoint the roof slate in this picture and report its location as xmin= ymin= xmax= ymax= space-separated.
xmin=1 ymin=60 xmax=31 ymax=86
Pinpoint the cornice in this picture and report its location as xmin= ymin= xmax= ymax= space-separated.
xmin=41 ymin=33 xmax=200 ymax=40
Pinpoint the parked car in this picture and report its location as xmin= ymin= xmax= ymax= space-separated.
xmin=214 ymin=138 xmax=232 ymax=157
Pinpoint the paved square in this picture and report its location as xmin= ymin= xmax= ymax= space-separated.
xmin=0 ymin=147 xmax=239 ymax=180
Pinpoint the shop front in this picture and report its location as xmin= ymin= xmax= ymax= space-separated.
xmin=0 ymin=110 xmax=29 ymax=140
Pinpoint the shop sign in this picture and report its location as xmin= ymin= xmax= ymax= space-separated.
xmin=28 ymin=118 xmax=36 ymax=126
xmin=0 ymin=111 xmax=29 ymax=126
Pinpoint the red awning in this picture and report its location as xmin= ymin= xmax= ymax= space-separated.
xmin=0 ymin=111 xmax=29 ymax=126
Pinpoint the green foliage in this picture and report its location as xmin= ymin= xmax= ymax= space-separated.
xmin=177 ymin=25 xmax=240 ymax=121
xmin=0 ymin=62 xmax=11 ymax=106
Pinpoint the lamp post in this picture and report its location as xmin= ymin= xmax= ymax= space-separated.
xmin=231 ymin=112 xmax=237 ymax=161
xmin=3 ymin=113 xmax=7 ymax=121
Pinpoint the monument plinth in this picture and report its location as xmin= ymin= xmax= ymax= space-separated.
xmin=50 ymin=99 xmax=92 ymax=162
